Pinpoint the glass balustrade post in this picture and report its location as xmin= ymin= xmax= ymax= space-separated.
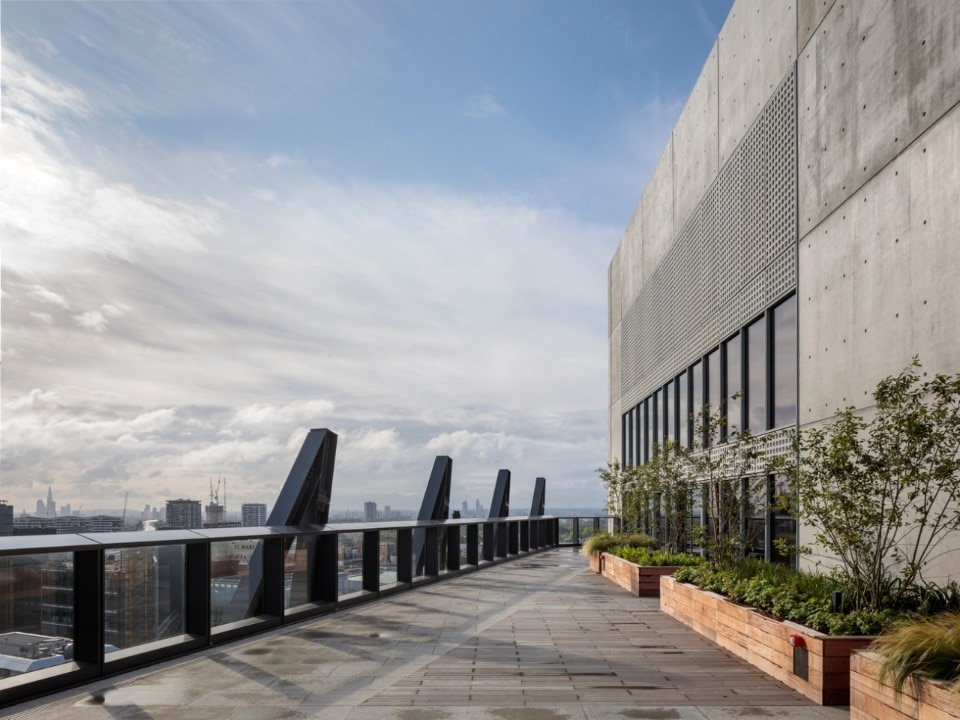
xmin=185 ymin=542 xmax=210 ymax=642
xmin=446 ymin=525 xmax=460 ymax=572
xmin=318 ymin=534 xmax=338 ymax=604
xmin=362 ymin=531 xmax=379 ymax=594
xmin=263 ymin=538 xmax=284 ymax=618
xmin=73 ymin=547 xmax=103 ymax=672
xmin=495 ymin=523 xmax=507 ymax=559
xmin=397 ymin=529 xmax=412 ymax=584
xmin=466 ymin=524 xmax=479 ymax=566
xmin=482 ymin=523 xmax=494 ymax=562
xmin=424 ymin=527 xmax=439 ymax=577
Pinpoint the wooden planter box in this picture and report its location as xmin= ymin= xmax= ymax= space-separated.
xmin=851 ymin=651 xmax=960 ymax=720
xmin=660 ymin=575 xmax=873 ymax=705
xmin=595 ymin=551 xmax=677 ymax=597
xmin=588 ymin=550 xmax=602 ymax=573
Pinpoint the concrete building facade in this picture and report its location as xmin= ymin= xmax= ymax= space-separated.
xmin=241 ymin=503 xmax=267 ymax=527
xmin=165 ymin=499 xmax=202 ymax=530
xmin=609 ymin=0 xmax=960 ymax=571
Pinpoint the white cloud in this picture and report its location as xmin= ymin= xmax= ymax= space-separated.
xmin=464 ymin=92 xmax=506 ymax=119
xmin=5 ymin=388 xmax=61 ymax=411
xmin=232 ymin=399 xmax=337 ymax=428
xmin=0 ymin=44 xmax=91 ymax=123
xmin=426 ymin=429 xmax=523 ymax=460
xmin=76 ymin=310 xmax=108 ymax=332
xmin=250 ymin=188 xmax=278 ymax=202
xmin=344 ymin=428 xmax=403 ymax=456
xmin=0 ymin=44 xmax=611 ymax=514
xmin=177 ymin=436 xmax=283 ymax=470
xmin=30 ymin=284 xmax=70 ymax=308
xmin=266 ymin=154 xmax=296 ymax=169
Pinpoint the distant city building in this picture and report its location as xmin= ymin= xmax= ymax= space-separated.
xmin=12 ymin=514 xmax=122 ymax=535
xmin=205 ymin=502 xmax=225 ymax=526
xmin=35 ymin=500 xmax=45 ymax=517
xmin=52 ymin=516 xmax=85 ymax=534
xmin=383 ymin=505 xmax=392 ymax=521
xmin=85 ymin=516 xmax=123 ymax=533
xmin=165 ymin=499 xmax=202 ymax=529
xmin=461 ymin=501 xmax=469 ymax=518
xmin=0 ymin=633 xmax=70 ymax=678
xmin=0 ymin=503 xmax=12 ymax=536
xmin=363 ymin=501 xmax=377 ymax=522
xmin=59 ymin=504 xmax=71 ymax=518
xmin=241 ymin=503 xmax=267 ymax=527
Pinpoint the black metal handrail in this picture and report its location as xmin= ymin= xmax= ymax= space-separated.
xmin=0 ymin=515 xmax=575 ymax=708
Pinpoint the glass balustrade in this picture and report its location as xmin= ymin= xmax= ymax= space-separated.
xmin=0 ymin=515 xmax=584 ymax=707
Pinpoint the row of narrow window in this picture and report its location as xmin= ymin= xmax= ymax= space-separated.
xmin=622 ymin=293 xmax=798 ymax=466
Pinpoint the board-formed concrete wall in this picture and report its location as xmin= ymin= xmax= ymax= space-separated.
xmin=609 ymin=0 xmax=960 ymax=573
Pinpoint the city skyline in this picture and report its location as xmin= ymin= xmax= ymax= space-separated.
xmin=7 ymin=484 xmax=597 ymax=523
xmin=1 ymin=1 xmax=732 ymax=513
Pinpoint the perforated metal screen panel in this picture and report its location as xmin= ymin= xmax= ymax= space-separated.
xmin=621 ymin=66 xmax=797 ymax=408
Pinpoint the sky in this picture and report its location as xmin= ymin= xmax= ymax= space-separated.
xmin=0 ymin=0 xmax=732 ymax=517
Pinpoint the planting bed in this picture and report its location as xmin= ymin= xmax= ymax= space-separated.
xmin=661 ymin=575 xmax=873 ymax=705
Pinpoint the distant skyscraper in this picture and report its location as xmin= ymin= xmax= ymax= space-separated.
xmin=241 ymin=503 xmax=267 ymax=527
xmin=461 ymin=500 xmax=469 ymax=518
xmin=60 ymin=504 xmax=71 ymax=518
xmin=383 ymin=505 xmax=391 ymax=521
xmin=36 ymin=499 xmax=46 ymax=517
xmin=363 ymin=501 xmax=377 ymax=522
xmin=46 ymin=488 xmax=56 ymax=519
xmin=166 ymin=499 xmax=202 ymax=529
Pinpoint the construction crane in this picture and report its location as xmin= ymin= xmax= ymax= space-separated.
xmin=209 ymin=475 xmax=222 ymax=505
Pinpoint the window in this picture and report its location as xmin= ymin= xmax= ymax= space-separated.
xmin=651 ymin=394 xmax=659 ymax=453
xmin=620 ymin=413 xmax=627 ymax=465
xmin=664 ymin=381 xmax=674 ymax=446
xmin=642 ymin=399 xmax=650 ymax=464
xmin=635 ymin=404 xmax=644 ymax=466
xmin=773 ymin=294 xmax=798 ymax=428
xmin=707 ymin=349 xmax=720 ymax=443
xmin=724 ymin=333 xmax=742 ymax=437
xmin=747 ymin=316 xmax=767 ymax=432
xmin=691 ymin=361 xmax=703 ymax=447
xmin=678 ymin=370 xmax=689 ymax=449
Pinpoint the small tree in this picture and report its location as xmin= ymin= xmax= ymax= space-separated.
xmin=598 ymin=460 xmax=631 ymax=531
xmin=622 ymin=462 xmax=658 ymax=537
xmin=688 ymin=402 xmax=785 ymax=568
xmin=641 ymin=440 xmax=695 ymax=554
xmin=786 ymin=359 xmax=960 ymax=611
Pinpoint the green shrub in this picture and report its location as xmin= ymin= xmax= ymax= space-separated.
xmin=583 ymin=531 xmax=656 ymax=556
xmin=670 ymin=559 xmax=899 ymax=635
xmin=610 ymin=545 xmax=705 ymax=567
xmin=872 ymin=614 xmax=960 ymax=694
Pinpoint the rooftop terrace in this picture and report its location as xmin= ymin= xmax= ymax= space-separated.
xmin=5 ymin=549 xmax=847 ymax=720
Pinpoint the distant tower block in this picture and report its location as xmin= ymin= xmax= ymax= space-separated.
xmin=241 ymin=503 xmax=267 ymax=526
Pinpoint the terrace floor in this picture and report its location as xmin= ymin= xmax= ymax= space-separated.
xmin=4 ymin=549 xmax=848 ymax=720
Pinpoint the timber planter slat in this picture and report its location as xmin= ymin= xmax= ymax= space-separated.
xmin=660 ymin=575 xmax=873 ymax=705
xmin=592 ymin=551 xmax=678 ymax=597
xmin=850 ymin=651 xmax=960 ymax=720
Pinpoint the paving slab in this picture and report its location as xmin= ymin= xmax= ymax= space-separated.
xmin=2 ymin=550 xmax=844 ymax=720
